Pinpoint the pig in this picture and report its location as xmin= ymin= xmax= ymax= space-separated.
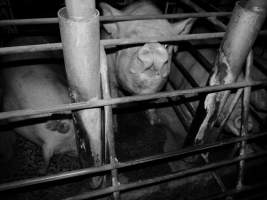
xmin=0 ymin=37 xmax=77 ymax=173
xmin=100 ymin=1 xmax=195 ymax=125
xmin=100 ymin=1 xmax=195 ymax=96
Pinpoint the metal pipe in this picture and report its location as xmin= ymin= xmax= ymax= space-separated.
xmin=65 ymin=0 xmax=95 ymax=19
xmin=171 ymin=59 xmax=197 ymax=116
xmin=1 ymin=131 xmax=267 ymax=192
xmin=237 ymin=51 xmax=253 ymax=190
xmin=100 ymin=44 xmax=120 ymax=200
xmin=63 ymin=150 xmax=267 ymax=200
xmin=200 ymin=154 xmax=227 ymax=193
xmin=58 ymin=0 xmax=102 ymax=188
xmin=195 ymin=0 xmax=267 ymax=144
xmin=1 ymin=31 xmax=267 ymax=55
xmin=166 ymin=82 xmax=192 ymax=132
xmin=0 ymin=80 xmax=266 ymax=121
xmin=184 ymin=42 xmax=213 ymax=73
xmin=0 ymin=12 xmax=232 ymax=26
xmin=0 ymin=164 xmax=112 ymax=192
xmin=183 ymin=0 xmax=267 ymax=118
xmin=180 ymin=0 xmax=227 ymax=31
xmin=0 ymin=32 xmax=224 ymax=55
xmin=198 ymin=181 xmax=267 ymax=200
xmin=172 ymin=58 xmax=199 ymax=88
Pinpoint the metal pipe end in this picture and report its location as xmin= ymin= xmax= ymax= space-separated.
xmin=58 ymin=7 xmax=99 ymax=22
xmin=238 ymin=0 xmax=267 ymax=14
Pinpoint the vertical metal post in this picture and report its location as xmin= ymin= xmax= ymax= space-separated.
xmin=58 ymin=0 xmax=102 ymax=188
xmin=100 ymin=44 xmax=120 ymax=200
xmin=237 ymin=51 xmax=253 ymax=190
xmin=194 ymin=0 xmax=267 ymax=144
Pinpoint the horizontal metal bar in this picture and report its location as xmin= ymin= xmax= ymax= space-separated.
xmin=64 ymin=150 xmax=267 ymax=200
xmin=0 ymin=42 xmax=62 ymax=55
xmin=1 ymin=31 xmax=267 ymax=55
xmin=0 ymin=164 xmax=112 ymax=192
xmin=1 ymin=131 xmax=266 ymax=192
xmin=198 ymin=181 xmax=267 ymax=200
xmin=0 ymin=32 xmax=224 ymax=55
xmin=116 ymin=131 xmax=267 ymax=169
xmin=0 ymin=12 xmax=231 ymax=26
xmin=0 ymin=80 xmax=266 ymax=120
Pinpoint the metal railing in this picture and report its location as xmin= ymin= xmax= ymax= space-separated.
xmin=0 ymin=4 xmax=267 ymax=199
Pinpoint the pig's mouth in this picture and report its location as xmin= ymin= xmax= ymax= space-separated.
xmin=132 ymin=72 xmax=168 ymax=94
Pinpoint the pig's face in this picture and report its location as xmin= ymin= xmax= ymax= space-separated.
xmin=45 ymin=118 xmax=78 ymax=156
xmin=101 ymin=2 xmax=195 ymax=94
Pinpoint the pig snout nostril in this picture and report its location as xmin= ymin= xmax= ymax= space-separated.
xmin=137 ymin=47 xmax=153 ymax=71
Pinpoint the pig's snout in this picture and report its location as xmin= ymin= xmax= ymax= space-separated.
xmin=136 ymin=43 xmax=169 ymax=76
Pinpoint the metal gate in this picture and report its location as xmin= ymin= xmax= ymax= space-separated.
xmin=0 ymin=0 xmax=267 ymax=199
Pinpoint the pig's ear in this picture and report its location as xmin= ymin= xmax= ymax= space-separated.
xmin=173 ymin=18 xmax=196 ymax=35
xmin=100 ymin=3 xmax=122 ymax=37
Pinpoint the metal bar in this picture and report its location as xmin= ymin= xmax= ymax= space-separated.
xmin=1 ymin=31 xmax=267 ymax=55
xmin=170 ymin=59 xmax=197 ymax=116
xmin=181 ymin=1 xmax=267 ymax=130
xmin=100 ymin=44 xmax=120 ymax=200
xmin=65 ymin=0 xmax=95 ymax=19
xmin=1 ymin=131 xmax=267 ymax=192
xmin=172 ymin=57 xmax=199 ymax=88
xmin=200 ymin=154 xmax=227 ymax=193
xmin=166 ymin=83 xmax=191 ymax=133
xmin=0 ymin=32 xmax=223 ymax=55
xmin=0 ymin=164 xmax=112 ymax=192
xmin=217 ymin=89 xmax=243 ymax=133
xmin=237 ymin=51 xmax=253 ymax=190
xmin=184 ymin=42 xmax=213 ymax=73
xmin=197 ymin=181 xmax=267 ymax=200
xmin=0 ymin=42 xmax=62 ymax=55
xmin=63 ymin=150 xmax=267 ymax=200
xmin=59 ymin=0 xmax=102 ymax=188
xmin=0 ymin=80 xmax=266 ymax=121
xmin=180 ymin=0 xmax=227 ymax=31
xmin=194 ymin=0 xmax=267 ymax=144
xmin=0 ymin=12 xmax=232 ymax=26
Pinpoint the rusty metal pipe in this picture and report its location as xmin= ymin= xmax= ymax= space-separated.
xmin=58 ymin=0 xmax=102 ymax=188
xmin=195 ymin=0 xmax=267 ymax=144
xmin=1 ymin=31 xmax=267 ymax=55
xmin=64 ymin=151 xmax=267 ymax=200
xmin=65 ymin=0 xmax=95 ymax=19
xmin=0 ymin=12 xmax=232 ymax=26
xmin=100 ymin=44 xmax=120 ymax=199
xmin=0 ymin=80 xmax=266 ymax=121
xmin=1 ymin=131 xmax=267 ymax=192
xmin=237 ymin=51 xmax=253 ymax=190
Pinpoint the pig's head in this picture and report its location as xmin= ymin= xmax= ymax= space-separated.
xmin=45 ymin=118 xmax=78 ymax=157
xmin=100 ymin=2 xmax=195 ymax=94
